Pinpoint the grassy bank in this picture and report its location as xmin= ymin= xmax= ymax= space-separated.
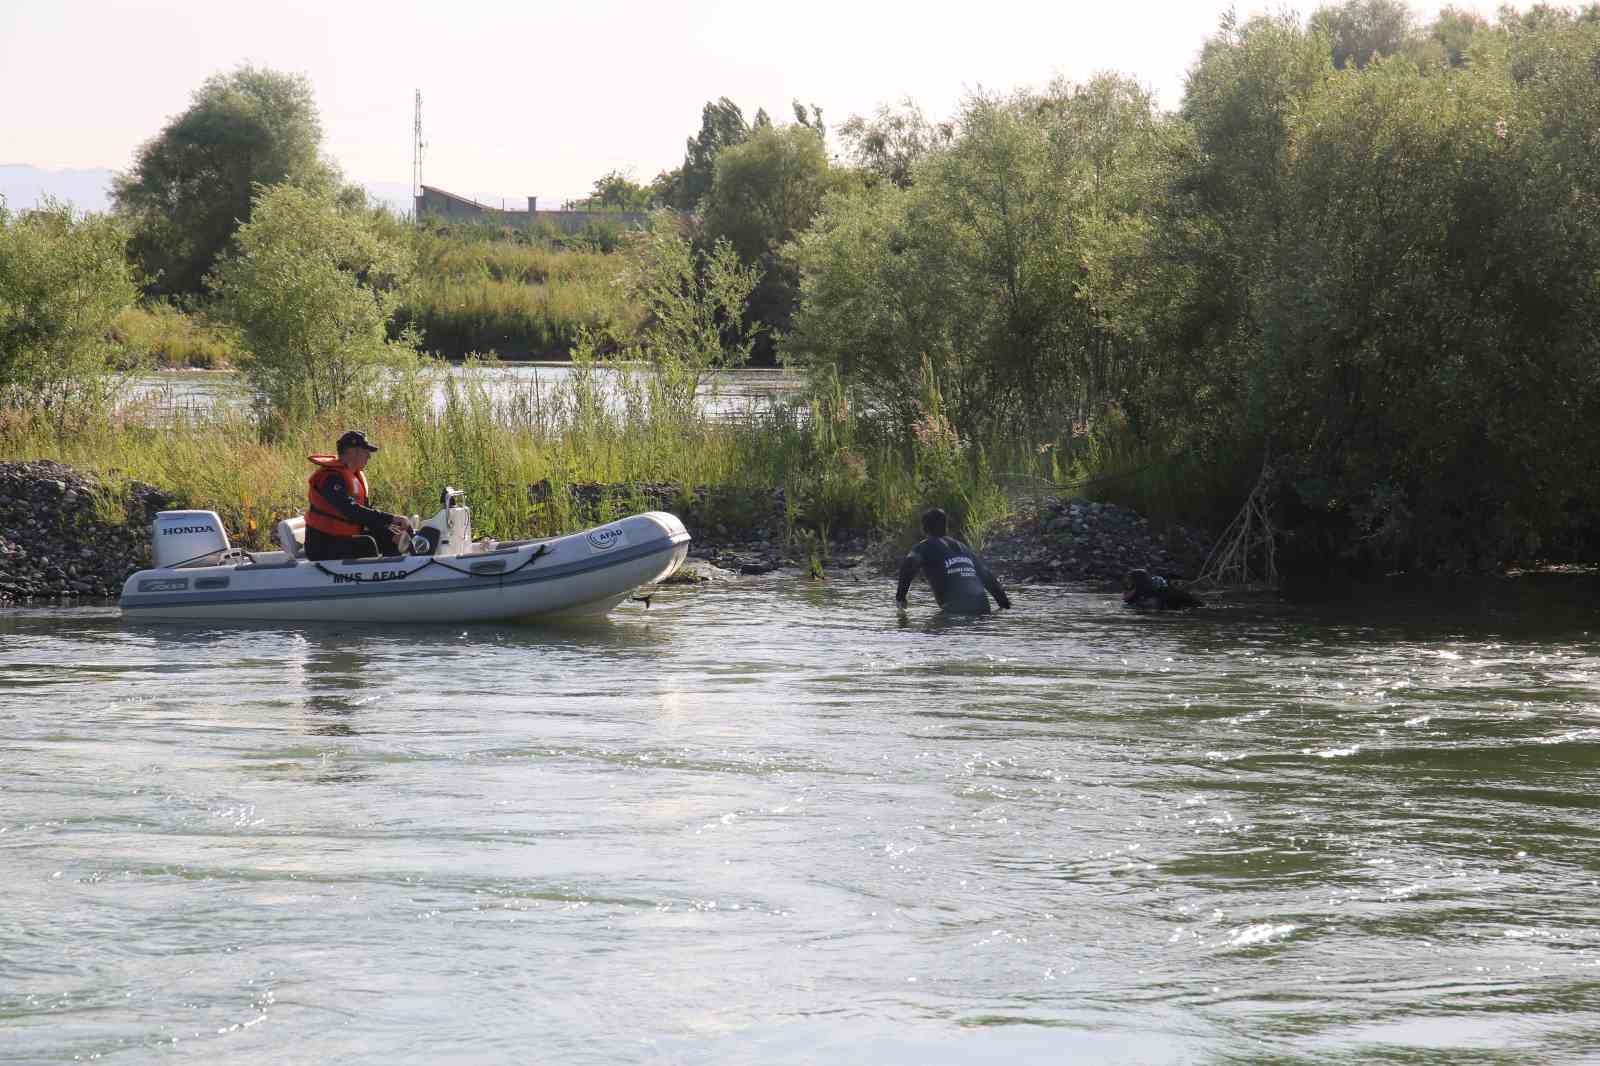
xmin=0 ymin=366 xmax=1059 ymax=558
xmin=110 ymin=303 xmax=241 ymax=370
xmin=102 ymin=231 xmax=644 ymax=368
xmin=393 ymin=232 xmax=643 ymax=360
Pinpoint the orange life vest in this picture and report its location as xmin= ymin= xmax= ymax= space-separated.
xmin=306 ymin=455 xmax=371 ymax=538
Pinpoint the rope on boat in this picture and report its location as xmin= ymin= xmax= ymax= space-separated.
xmin=428 ymin=542 xmax=551 ymax=578
xmin=311 ymin=543 xmax=552 ymax=583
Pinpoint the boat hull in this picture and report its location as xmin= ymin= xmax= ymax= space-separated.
xmin=120 ymin=512 xmax=690 ymax=624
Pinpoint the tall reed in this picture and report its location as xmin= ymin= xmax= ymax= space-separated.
xmin=1 ymin=359 xmax=1063 ymax=554
xmin=397 ymin=235 xmax=643 ymax=360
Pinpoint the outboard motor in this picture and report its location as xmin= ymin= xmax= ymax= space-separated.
xmin=410 ymin=524 xmax=440 ymax=556
xmin=151 ymin=510 xmax=231 ymax=568
xmin=412 ymin=487 xmax=472 ymax=557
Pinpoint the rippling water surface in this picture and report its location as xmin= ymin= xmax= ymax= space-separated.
xmin=5 ymin=578 xmax=1600 ymax=1064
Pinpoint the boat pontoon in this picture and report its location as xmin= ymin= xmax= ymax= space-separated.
xmin=120 ymin=488 xmax=690 ymax=623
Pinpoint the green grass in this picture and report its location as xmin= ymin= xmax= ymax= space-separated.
xmin=1042 ymin=410 xmax=1253 ymax=536
xmin=110 ymin=302 xmax=239 ymax=369
xmin=396 ymin=234 xmax=643 ymax=359
xmin=101 ymin=230 xmax=640 ymax=367
xmin=0 ymin=363 xmax=1050 ymax=556
xmin=2 ymin=360 xmax=1217 ymax=560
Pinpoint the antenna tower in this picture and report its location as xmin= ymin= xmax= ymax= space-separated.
xmin=412 ymin=90 xmax=425 ymax=220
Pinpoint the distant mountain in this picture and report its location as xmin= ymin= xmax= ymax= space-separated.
xmin=1 ymin=164 xmax=116 ymax=213
xmin=361 ymin=182 xmax=416 ymax=216
xmin=2 ymin=164 xmax=415 ymax=217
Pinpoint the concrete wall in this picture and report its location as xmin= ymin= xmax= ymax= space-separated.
xmin=415 ymin=186 xmax=646 ymax=233
xmin=530 ymin=209 xmax=648 ymax=234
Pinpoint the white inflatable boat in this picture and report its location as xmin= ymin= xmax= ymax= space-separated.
xmin=120 ymin=488 xmax=690 ymax=624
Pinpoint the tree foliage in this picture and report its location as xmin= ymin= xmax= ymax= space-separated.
xmin=838 ymin=100 xmax=954 ymax=189
xmin=787 ymin=76 xmax=1178 ymax=436
xmin=670 ymin=97 xmax=753 ymax=211
xmin=698 ymin=120 xmax=851 ymax=357
xmin=701 ymin=124 xmax=843 ymax=262
xmin=1162 ymin=7 xmax=1600 ymax=570
xmin=579 ymin=169 xmax=655 ymax=210
xmin=0 ymin=200 xmax=136 ymax=414
xmin=209 ymin=184 xmax=416 ymax=427
xmin=113 ymin=65 xmax=339 ymax=298
xmin=619 ymin=213 xmax=762 ymax=419
xmin=787 ymin=6 xmax=1600 ymax=572
xmin=1309 ymin=0 xmax=1416 ymax=68
xmin=1425 ymin=6 xmax=1490 ymax=67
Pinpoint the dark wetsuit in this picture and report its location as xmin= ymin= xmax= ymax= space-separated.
xmin=1123 ymin=569 xmax=1202 ymax=609
xmin=304 ymin=474 xmax=404 ymax=561
xmin=896 ymin=536 xmax=1010 ymax=615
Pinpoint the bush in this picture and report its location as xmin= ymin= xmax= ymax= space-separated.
xmin=209 ymin=184 xmax=418 ymax=428
xmin=619 ymin=213 xmax=762 ymax=421
xmin=0 ymin=200 xmax=136 ymax=420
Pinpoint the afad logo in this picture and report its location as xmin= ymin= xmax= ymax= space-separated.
xmin=587 ymin=526 xmax=625 ymax=552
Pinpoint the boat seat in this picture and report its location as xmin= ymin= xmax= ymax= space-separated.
xmin=275 ymin=516 xmax=307 ymax=559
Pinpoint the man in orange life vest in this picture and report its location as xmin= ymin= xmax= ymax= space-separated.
xmin=304 ymin=430 xmax=413 ymax=561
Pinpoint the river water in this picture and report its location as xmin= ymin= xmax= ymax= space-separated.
xmin=5 ymin=576 xmax=1600 ymax=1064
xmin=128 ymin=366 xmax=802 ymax=423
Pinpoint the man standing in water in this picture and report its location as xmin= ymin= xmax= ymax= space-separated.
xmin=305 ymin=430 xmax=413 ymax=561
xmin=895 ymin=507 xmax=1012 ymax=615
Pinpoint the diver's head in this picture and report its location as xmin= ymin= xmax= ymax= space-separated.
xmin=921 ymin=508 xmax=948 ymax=537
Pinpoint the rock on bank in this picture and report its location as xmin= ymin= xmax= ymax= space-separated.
xmin=0 ymin=461 xmax=171 ymax=604
xmin=548 ymin=481 xmax=1213 ymax=585
xmin=979 ymin=497 xmax=1211 ymax=584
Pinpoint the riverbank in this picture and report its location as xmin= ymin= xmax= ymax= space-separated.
xmin=0 ymin=462 xmax=1213 ymax=604
xmin=0 ymin=461 xmax=172 ymax=602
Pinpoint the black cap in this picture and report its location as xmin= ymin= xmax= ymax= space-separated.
xmin=336 ymin=430 xmax=379 ymax=453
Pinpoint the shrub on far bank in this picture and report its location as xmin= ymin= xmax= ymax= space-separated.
xmin=0 ymin=200 xmax=136 ymax=421
xmin=209 ymin=183 xmax=419 ymax=429
xmin=110 ymin=303 xmax=239 ymax=370
xmin=113 ymin=65 xmax=340 ymax=299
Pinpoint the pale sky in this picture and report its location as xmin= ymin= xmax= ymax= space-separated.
xmin=3 ymin=0 xmax=1505 ymax=205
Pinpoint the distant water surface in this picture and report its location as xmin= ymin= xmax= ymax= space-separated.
xmin=126 ymin=366 xmax=802 ymax=424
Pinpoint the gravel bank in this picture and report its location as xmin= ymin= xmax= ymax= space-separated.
xmin=979 ymin=497 xmax=1212 ymax=585
xmin=0 ymin=461 xmax=172 ymax=604
xmin=552 ymin=482 xmax=1213 ymax=586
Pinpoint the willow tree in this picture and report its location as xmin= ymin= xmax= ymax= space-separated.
xmin=1163 ymin=8 xmax=1600 ymax=571
xmin=700 ymin=121 xmax=850 ymax=353
xmin=0 ymin=201 xmax=135 ymax=417
xmin=209 ymin=184 xmax=416 ymax=429
xmin=113 ymin=65 xmax=340 ymax=298
xmin=785 ymin=77 xmax=1177 ymax=441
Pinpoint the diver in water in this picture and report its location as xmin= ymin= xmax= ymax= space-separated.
xmin=1123 ymin=568 xmax=1203 ymax=610
xmin=895 ymin=508 xmax=1011 ymax=615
